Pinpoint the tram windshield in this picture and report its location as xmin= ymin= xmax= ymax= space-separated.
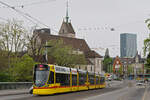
xmin=34 ymin=64 xmax=49 ymax=87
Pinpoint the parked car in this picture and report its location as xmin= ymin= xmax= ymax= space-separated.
xmin=108 ymin=77 xmax=112 ymax=81
xmin=136 ymin=80 xmax=145 ymax=86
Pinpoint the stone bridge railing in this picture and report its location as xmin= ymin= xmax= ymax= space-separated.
xmin=0 ymin=82 xmax=32 ymax=90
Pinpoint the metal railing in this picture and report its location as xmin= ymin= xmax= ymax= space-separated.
xmin=0 ymin=82 xmax=32 ymax=90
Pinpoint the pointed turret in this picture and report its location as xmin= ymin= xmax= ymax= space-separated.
xmin=58 ymin=0 xmax=75 ymax=38
xmin=66 ymin=0 xmax=69 ymax=23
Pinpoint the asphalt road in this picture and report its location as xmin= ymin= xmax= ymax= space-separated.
xmin=0 ymin=88 xmax=115 ymax=100
xmin=0 ymin=86 xmax=124 ymax=100
xmin=0 ymin=81 xmax=144 ymax=100
xmin=15 ymin=88 xmax=121 ymax=100
xmin=85 ymin=84 xmax=150 ymax=100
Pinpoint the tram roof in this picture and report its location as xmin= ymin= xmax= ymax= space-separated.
xmin=71 ymin=68 xmax=77 ymax=75
xmin=88 ymin=71 xmax=95 ymax=75
xmin=78 ymin=69 xmax=87 ymax=73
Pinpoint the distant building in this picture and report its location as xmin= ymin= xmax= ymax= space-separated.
xmin=120 ymin=33 xmax=137 ymax=58
xmin=104 ymin=48 xmax=110 ymax=58
xmin=113 ymin=56 xmax=123 ymax=75
xmin=33 ymin=28 xmax=103 ymax=73
xmin=113 ymin=52 xmax=145 ymax=77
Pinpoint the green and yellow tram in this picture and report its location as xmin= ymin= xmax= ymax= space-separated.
xmin=33 ymin=64 xmax=105 ymax=95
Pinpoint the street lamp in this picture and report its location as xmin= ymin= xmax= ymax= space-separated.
xmin=44 ymin=40 xmax=52 ymax=64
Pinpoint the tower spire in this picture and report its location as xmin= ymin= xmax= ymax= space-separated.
xmin=66 ymin=0 xmax=69 ymax=23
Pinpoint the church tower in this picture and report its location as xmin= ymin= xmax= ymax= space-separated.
xmin=58 ymin=0 xmax=75 ymax=38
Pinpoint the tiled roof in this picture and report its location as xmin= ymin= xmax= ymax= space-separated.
xmin=35 ymin=29 xmax=103 ymax=60
xmin=38 ymin=34 xmax=91 ymax=52
xmin=85 ymin=50 xmax=103 ymax=58
xmin=59 ymin=21 xmax=75 ymax=34
xmin=85 ymin=58 xmax=94 ymax=65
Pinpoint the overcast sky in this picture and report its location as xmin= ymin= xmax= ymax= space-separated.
xmin=0 ymin=0 xmax=150 ymax=57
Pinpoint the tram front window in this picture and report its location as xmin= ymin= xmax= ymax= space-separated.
xmin=34 ymin=64 xmax=49 ymax=87
xmin=35 ymin=71 xmax=49 ymax=87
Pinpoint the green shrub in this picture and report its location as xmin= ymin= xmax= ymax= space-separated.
xmin=0 ymin=72 xmax=11 ymax=82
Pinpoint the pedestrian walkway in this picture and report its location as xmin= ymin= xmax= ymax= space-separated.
xmin=144 ymin=86 xmax=150 ymax=100
xmin=0 ymin=89 xmax=29 ymax=96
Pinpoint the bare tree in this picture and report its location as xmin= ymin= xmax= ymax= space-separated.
xmin=0 ymin=19 xmax=27 ymax=55
xmin=0 ymin=19 xmax=29 ymax=68
xmin=26 ymin=26 xmax=45 ymax=62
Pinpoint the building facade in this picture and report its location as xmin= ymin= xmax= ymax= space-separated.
xmin=113 ymin=52 xmax=145 ymax=78
xmin=31 ymin=1 xmax=104 ymax=73
xmin=32 ymin=18 xmax=103 ymax=73
xmin=120 ymin=33 xmax=137 ymax=58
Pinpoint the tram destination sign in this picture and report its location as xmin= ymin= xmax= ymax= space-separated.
xmin=35 ymin=64 xmax=49 ymax=71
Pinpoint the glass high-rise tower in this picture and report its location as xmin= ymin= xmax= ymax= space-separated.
xmin=120 ymin=33 xmax=137 ymax=58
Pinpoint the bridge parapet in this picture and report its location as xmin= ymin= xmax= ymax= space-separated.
xmin=0 ymin=82 xmax=32 ymax=90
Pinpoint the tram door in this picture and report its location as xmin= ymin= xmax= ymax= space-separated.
xmin=71 ymin=68 xmax=78 ymax=91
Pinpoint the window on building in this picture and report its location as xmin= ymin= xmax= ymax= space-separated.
xmin=62 ymin=29 xmax=64 ymax=33
xmin=97 ymin=60 xmax=99 ymax=65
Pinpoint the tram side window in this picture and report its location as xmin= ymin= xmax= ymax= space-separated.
xmin=48 ymin=71 xmax=54 ymax=84
xmin=96 ymin=76 xmax=99 ymax=84
xmin=89 ymin=75 xmax=95 ymax=85
xmin=56 ymin=73 xmax=70 ymax=86
xmin=98 ymin=77 xmax=101 ymax=84
xmin=79 ymin=73 xmax=86 ymax=85
xmin=72 ymin=75 xmax=77 ymax=86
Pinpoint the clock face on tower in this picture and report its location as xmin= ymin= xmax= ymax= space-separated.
xmin=116 ymin=61 xmax=119 ymax=64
